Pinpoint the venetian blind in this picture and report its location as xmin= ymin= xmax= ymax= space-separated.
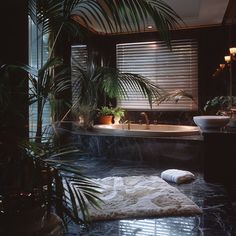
xmin=71 ymin=45 xmax=88 ymax=109
xmin=116 ymin=39 xmax=198 ymax=111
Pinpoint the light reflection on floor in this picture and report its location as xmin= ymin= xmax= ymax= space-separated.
xmin=119 ymin=217 xmax=200 ymax=236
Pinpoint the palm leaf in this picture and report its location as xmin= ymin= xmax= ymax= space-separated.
xmin=29 ymin=0 xmax=182 ymax=45
xmin=73 ymin=0 xmax=182 ymax=44
xmin=155 ymin=89 xmax=194 ymax=105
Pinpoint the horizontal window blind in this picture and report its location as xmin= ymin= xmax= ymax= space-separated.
xmin=116 ymin=39 xmax=198 ymax=111
xmin=71 ymin=45 xmax=88 ymax=109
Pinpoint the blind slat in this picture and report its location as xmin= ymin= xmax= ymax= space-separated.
xmin=116 ymin=39 xmax=198 ymax=111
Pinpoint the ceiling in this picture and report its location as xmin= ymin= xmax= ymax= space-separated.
xmin=165 ymin=0 xmax=230 ymax=29
xmin=72 ymin=0 xmax=234 ymax=34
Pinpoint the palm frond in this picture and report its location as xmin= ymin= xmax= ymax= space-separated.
xmin=71 ymin=0 xmax=182 ymax=44
xmin=20 ymin=137 xmax=103 ymax=223
xmin=29 ymin=0 xmax=81 ymax=34
xmin=155 ymin=89 xmax=194 ymax=105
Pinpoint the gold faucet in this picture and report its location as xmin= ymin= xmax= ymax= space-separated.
xmin=122 ymin=120 xmax=131 ymax=130
xmin=140 ymin=112 xmax=149 ymax=125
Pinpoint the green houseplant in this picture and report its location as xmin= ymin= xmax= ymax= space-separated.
xmin=0 ymin=66 xmax=102 ymax=235
xmin=204 ymin=96 xmax=236 ymax=114
xmin=97 ymin=106 xmax=125 ymax=125
xmin=72 ymin=63 xmax=165 ymax=125
xmin=97 ymin=106 xmax=114 ymax=124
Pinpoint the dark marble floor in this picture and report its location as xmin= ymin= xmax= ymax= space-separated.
xmin=64 ymin=156 xmax=236 ymax=236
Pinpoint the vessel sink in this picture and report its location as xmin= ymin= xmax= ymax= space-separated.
xmin=193 ymin=115 xmax=230 ymax=131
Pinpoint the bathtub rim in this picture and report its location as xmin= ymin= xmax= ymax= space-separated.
xmin=91 ymin=123 xmax=201 ymax=138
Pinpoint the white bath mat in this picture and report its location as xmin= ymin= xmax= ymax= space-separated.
xmin=87 ymin=175 xmax=202 ymax=221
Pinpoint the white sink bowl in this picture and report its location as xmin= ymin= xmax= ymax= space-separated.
xmin=193 ymin=115 xmax=230 ymax=131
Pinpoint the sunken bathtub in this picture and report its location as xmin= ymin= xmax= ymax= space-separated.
xmin=92 ymin=123 xmax=200 ymax=137
xmin=71 ymin=122 xmax=204 ymax=168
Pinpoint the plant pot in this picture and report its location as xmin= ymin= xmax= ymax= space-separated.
xmin=99 ymin=115 xmax=113 ymax=124
xmin=114 ymin=116 xmax=121 ymax=125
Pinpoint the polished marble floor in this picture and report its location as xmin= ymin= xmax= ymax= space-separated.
xmin=65 ymin=156 xmax=236 ymax=236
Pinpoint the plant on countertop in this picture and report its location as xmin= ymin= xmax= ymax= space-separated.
xmin=97 ymin=106 xmax=125 ymax=117
xmin=97 ymin=106 xmax=115 ymax=116
xmin=204 ymin=96 xmax=236 ymax=114
xmin=97 ymin=106 xmax=125 ymax=124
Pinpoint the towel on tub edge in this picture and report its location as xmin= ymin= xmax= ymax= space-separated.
xmin=161 ymin=169 xmax=195 ymax=184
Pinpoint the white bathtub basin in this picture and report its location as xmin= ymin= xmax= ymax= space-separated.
xmin=92 ymin=124 xmax=200 ymax=137
xmin=193 ymin=115 xmax=230 ymax=131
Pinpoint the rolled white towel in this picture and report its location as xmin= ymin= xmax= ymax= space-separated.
xmin=161 ymin=169 xmax=195 ymax=184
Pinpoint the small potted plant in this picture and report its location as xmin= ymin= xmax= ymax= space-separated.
xmin=97 ymin=106 xmax=114 ymax=124
xmin=204 ymin=96 xmax=236 ymax=114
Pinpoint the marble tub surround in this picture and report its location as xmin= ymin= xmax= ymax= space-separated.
xmin=65 ymin=157 xmax=236 ymax=236
xmin=71 ymin=131 xmax=203 ymax=168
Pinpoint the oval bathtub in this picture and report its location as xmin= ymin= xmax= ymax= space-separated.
xmin=92 ymin=123 xmax=200 ymax=137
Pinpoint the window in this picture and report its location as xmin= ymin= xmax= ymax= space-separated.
xmin=71 ymin=45 xmax=88 ymax=109
xmin=28 ymin=17 xmax=50 ymax=137
xmin=116 ymin=39 xmax=198 ymax=111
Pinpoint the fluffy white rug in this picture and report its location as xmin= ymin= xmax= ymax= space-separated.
xmin=88 ymin=175 xmax=202 ymax=221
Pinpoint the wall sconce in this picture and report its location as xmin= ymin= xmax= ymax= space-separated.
xmin=219 ymin=64 xmax=225 ymax=69
xmin=224 ymin=55 xmax=231 ymax=63
xmin=224 ymin=46 xmax=236 ymax=108
xmin=230 ymin=47 xmax=236 ymax=58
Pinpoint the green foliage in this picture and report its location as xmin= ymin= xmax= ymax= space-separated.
xmin=204 ymin=96 xmax=236 ymax=114
xmin=97 ymin=106 xmax=114 ymax=116
xmin=20 ymin=57 xmax=71 ymax=142
xmin=73 ymin=63 xmax=164 ymax=111
xmin=97 ymin=106 xmax=125 ymax=118
xmin=19 ymin=136 xmax=102 ymax=223
xmin=155 ymin=89 xmax=195 ymax=105
xmin=29 ymin=0 xmax=182 ymax=44
xmin=113 ymin=107 xmax=125 ymax=118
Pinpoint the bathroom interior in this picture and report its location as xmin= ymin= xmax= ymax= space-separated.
xmin=1 ymin=0 xmax=236 ymax=235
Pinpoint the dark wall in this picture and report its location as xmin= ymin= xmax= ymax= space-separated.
xmin=0 ymin=0 xmax=29 ymax=139
xmin=0 ymin=1 xmax=28 ymax=65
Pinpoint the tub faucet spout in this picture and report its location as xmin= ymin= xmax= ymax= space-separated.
xmin=140 ymin=112 xmax=149 ymax=125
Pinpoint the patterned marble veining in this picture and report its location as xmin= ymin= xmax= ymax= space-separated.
xmin=70 ymin=130 xmax=203 ymax=168
xmin=64 ymin=156 xmax=236 ymax=236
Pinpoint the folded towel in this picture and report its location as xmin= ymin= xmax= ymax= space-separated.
xmin=161 ymin=169 xmax=195 ymax=184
